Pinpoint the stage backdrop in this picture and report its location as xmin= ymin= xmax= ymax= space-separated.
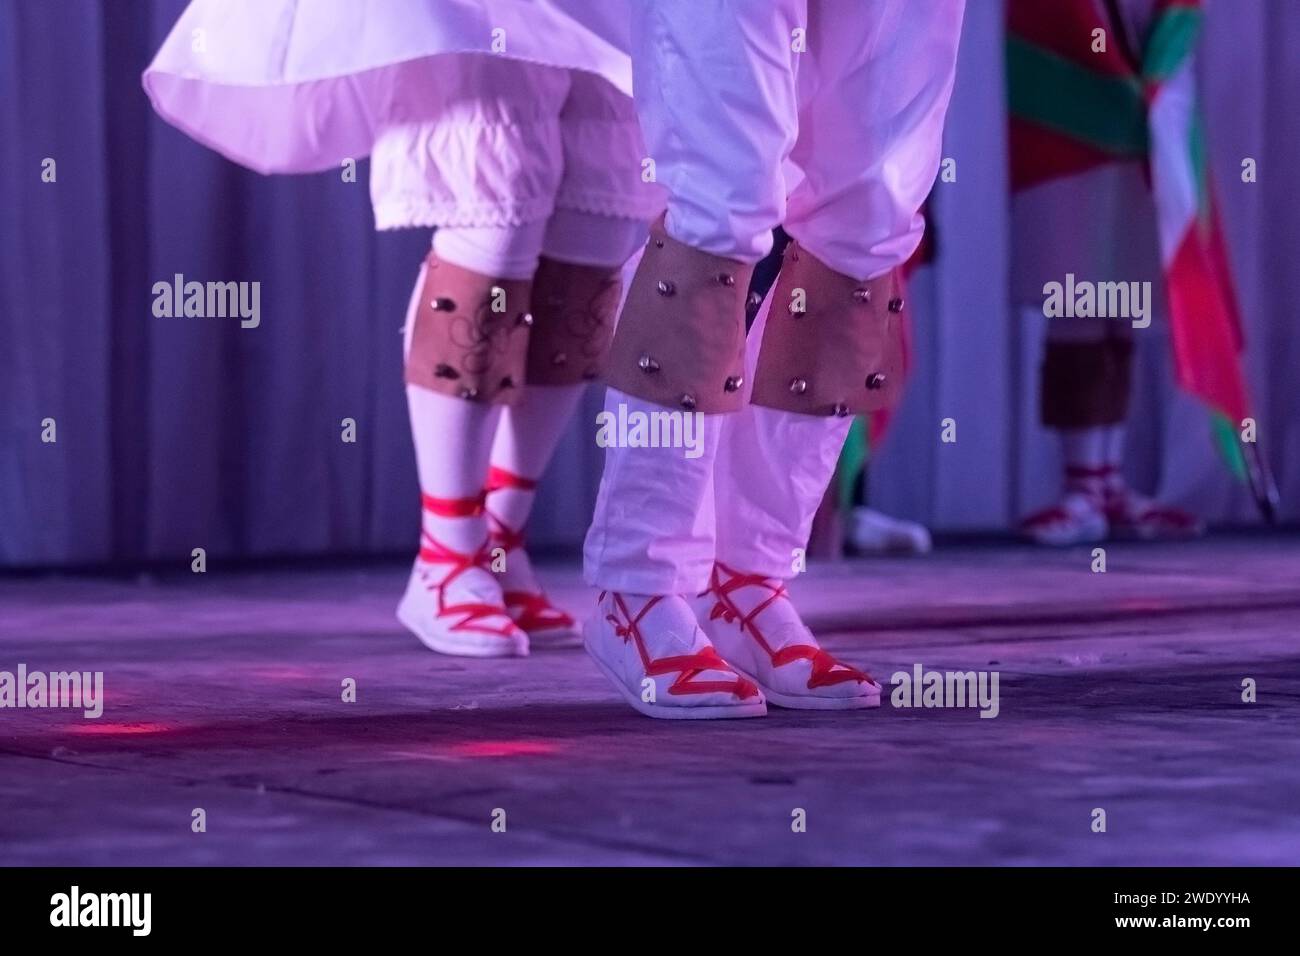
xmin=2 ymin=0 xmax=1298 ymax=567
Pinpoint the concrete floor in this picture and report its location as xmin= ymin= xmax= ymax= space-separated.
xmin=1 ymin=534 xmax=1298 ymax=866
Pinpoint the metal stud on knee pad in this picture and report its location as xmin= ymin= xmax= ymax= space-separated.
xmin=525 ymin=257 xmax=622 ymax=386
xmin=604 ymin=216 xmax=753 ymax=414
xmin=750 ymin=240 xmax=905 ymax=417
xmin=404 ymin=252 xmax=532 ymax=404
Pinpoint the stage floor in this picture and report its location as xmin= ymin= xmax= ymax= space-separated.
xmin=2 ymin=535 xmax=1298 ymax=866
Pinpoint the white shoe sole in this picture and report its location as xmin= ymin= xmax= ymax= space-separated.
xmin=582 ymin=622 xmax=767 ymax=720
xmin=697 ymin=616 xmax=881 ymax=711
xmin=397 ymin=591 xmax=529 ymax=658
xmin=726 ymin=660 xmax=881 ymax=710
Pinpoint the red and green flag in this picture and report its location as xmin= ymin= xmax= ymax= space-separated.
xmin=1007 ymin=0 xmax=1276 ymax=517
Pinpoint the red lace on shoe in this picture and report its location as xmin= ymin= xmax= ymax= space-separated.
xmin=703 ymin=563 xmax=872 ymax=689
xmin=600 ymin=592 xmax=760 ymax=700
xmin=418 ymin=491 xmax=519 ymax=640
xmin=484 ymin=466 xmax=575 ymax=632
xmin=484 ymin=466 xmax=535 ymax=552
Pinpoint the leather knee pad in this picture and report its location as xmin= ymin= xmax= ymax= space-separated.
xmin=404 ymin=251 xmax=533 ymax=404
xmin=1040 ymin=337 xmax=1133 ymax=428
xmin=750 ymin=241 xmax=905 ymax=418
xmin=524 ymin=257 xmax=622 ymax=386
xmin=604 ymin=216 xmax=753 ymax=413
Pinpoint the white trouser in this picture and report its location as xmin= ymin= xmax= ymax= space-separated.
xmin=585 ymin=0 xmax=964 ymax=593
xmin=632 ymin=0 xmax=964 ymax=277
xmin=584 ymin=293 xmax=853 ymax=590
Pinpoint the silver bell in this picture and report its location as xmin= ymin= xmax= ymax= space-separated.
xmin=656 ymin=280 xmax=676 ymax=297
xmin=866 ymin=372 xmax=887 ymax=390
xmin=638 ymin=354 xmax=661 ymax=373
xmin=789 ymin=378 xmax=808 ymax=395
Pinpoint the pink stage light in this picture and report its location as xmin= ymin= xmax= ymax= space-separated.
xmin=444 ymin=740 xmax=561 ymax=758
xmin=69 ymin=722 xmax=177 ymax=736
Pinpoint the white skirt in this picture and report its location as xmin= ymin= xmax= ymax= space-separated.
xmin=142 ymin=0 xmax=661 ymax=228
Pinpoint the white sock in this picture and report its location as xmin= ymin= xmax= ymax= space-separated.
xmin=1102 ymin=424 xmax=1127 ymax=494
xmin=486 ymin=384 xmax=586 ymax=536
xmin=1059 ymin=427 xmax=1108 ymax=501
xmin=407 ymin=386 xmax=501 ymax=556
xmin=403 ymin=227 xmax=542 ymax=560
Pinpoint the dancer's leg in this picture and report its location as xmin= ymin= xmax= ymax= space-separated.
xmin=581 ymin=0 xmax=809 ymax=718
xmin=380 ymin=55 xmax=570 ymax=657
xmin=702 ymin=0 xmax=964 ymax=707
xmin=1098 ymin=394 xmax=1204 ymax=539
xmin=397 ymin=228 xmax=544 ymax=657
xmin=582 ymin=230 xmax=762 ymax=718
xmin=481 ymin=68 xmax=660 ymax=645
xmin=1019 ymin=317 xmax=1128 ymax=545
xmin=485 ymin=209 xmax=647 ymax=645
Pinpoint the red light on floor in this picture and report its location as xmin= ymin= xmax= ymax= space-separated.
xmin=446 ymin=740 xmax=560 ymax=758
xmin=69 ymin=722 xmax=176 ymax=735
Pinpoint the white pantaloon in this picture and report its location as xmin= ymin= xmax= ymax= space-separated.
xmin=586 ymin=0 xmax=964 ymax=592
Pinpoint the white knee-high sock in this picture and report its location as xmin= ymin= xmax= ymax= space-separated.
xmin=485 ymin=383 xmax=585 ymax=542
xmin=486 ymin=212 xmax=647 ymax=560
xmin=1059 ymin=427 xmax=1109 ymax=501
xmin=1102 ymin=424 xmax=1127 ymax=492
xmin=405 ymin=222 xmax=554 ymax=560
xmin=401 ymin=248 xmax=509 ymax=560
xmin=407 ymin=387 xmax=502 ymax=557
